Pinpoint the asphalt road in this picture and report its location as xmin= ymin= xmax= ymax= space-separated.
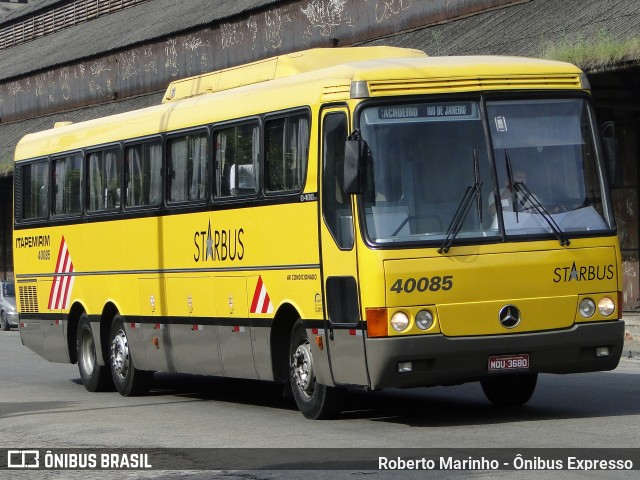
xmin=1 ymin=328 xmax=639 ymax=479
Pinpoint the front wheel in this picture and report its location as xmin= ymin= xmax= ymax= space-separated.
xmin=289 ymin=319 xmax=345 ymax=419
xmin=77 ymin=313 xmax=113 ymax=392
xmin=0 ymin=311 xmax=8 ymax=331
xmin=481 ymin=373 xmax=538 ymax=407
xmin=109 ymin=315 xmax=153 ymax=396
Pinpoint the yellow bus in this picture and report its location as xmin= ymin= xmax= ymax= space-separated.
xmin=13 ymin=47 xmax=624 ymax=419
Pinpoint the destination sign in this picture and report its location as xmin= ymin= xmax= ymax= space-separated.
xmin=375 ymin=102 xmax=476 ymax=122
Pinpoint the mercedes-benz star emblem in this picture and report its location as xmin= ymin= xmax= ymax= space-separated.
xmin=498 ymin=305 xmax=521 ymax=328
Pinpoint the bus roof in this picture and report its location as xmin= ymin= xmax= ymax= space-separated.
xmin=162 ymin=46 xmax=427 ymax=102
xmin=15 ymin=47 xmax=585 ymax=161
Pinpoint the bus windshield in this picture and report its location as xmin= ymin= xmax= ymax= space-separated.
xmin=359 ymin=97 xmax=613 ymax=245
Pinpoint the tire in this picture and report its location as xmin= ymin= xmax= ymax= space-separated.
xmin=289 ymin=319 xmax=345 ymax=419
xmin=77 ymin=313 xmax=114 ymax=392
xmin=109 ymin=315 xmax=153 ymax=396
xmin=0 ymin=311 xmax=8 ymax=331
xmin=481 ymin=373 xmax=538 ymax=407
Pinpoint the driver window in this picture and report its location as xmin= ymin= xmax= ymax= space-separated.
xmin=322 ymin=112 xmax=353 ymax=249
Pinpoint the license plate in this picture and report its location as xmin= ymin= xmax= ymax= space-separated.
xmin=488 ymin=354 xmax=529 ymax=372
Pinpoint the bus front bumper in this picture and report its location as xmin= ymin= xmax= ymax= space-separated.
xmin=365 ymin=320 xmax=625 ymax=390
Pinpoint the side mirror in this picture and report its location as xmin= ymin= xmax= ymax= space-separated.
xmin=344 ymin=131 xmax=367 ymax=194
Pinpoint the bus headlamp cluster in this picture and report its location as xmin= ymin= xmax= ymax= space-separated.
xmin=390 ymin=310 xmax=434 ymax=332
xmin=366 ymin=307 xmax=438 ymax=337
xmin=578 ymin=297 xmax=615 ymax=318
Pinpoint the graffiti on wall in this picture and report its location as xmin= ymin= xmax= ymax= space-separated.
xmin=264 ymin=9 xmax=293 ymax=50
xmin=183 ymin=35 xmax=211 ymax=72
xmin=0 ymin=0 xmax=511 ymax=121
xmin=221 ymin=21 xmax=246 ymax=50
xmin=165 ymin=38 xmax=179 ymax=77
xmin=143 ymin=46 xmax=157 ymax=74
xmin=220 ymin=9 xmax=291 ymax=52
xmin=366 ymin=0 xmax=412 ymax=23
xmin=300 ymin=0 xmax=354 ymax=44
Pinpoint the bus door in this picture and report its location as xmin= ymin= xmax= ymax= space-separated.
xmin=319 ymin=108 xmax=369 ymax=387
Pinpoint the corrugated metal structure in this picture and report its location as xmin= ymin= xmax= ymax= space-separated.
xmin=0 ymin=0 xmax=150 ymax=49
xmin=363 ymin=0 xmax=640 ymax=59
xmin=0 ymin=0 xmax=524 ymax=123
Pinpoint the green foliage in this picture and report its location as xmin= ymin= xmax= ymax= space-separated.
xmin=543 ymin=30 xmax=640 ymax=70
xmin=0 ymin=156 xmax=12 ymax=177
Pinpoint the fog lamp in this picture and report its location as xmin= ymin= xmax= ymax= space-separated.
xmin=397 ymin=361 xmax=412 ymax=373
xmin=579 ymin=298 xmax=596 ymax=318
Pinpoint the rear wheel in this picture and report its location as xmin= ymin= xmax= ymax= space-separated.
xmin=109 ymin=315 xmax=153 ymax=396
xmin=481 ymin=373 xmax=538 ymax=407
xmin=289 ymin=319 xmax=345 ymax=419
xmin=77 ymin=313 xmax=113 ymax=392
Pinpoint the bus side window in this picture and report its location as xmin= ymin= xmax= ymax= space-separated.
xmin=167 ymin=132 xmax=208 ymax=203
xmin=125 ymin=141 xmax=163 ymax=208
xmin=214 ymin=122 xmax=259 ymax=199
xmin=265 ymin=112 xmax=309 ymax=194
xmin=215 ymin=129 xmax=233 ymax=197
xmin=52 ymin=153 xmax=82 ymax=216
xmin=322 ymin=112 xmax=353 ymax=249
xmin=20 ymin=159 xmax=49 ymax=220
xmin=87 ymin=147 xmax=122 ymax=212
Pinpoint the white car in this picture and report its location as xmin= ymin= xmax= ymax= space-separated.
xmin=0 ymin=281 xmax=18 ymax=331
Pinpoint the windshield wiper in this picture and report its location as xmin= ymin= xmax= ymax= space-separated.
xmin=504 ymin=150 xmax=570 ymax=246
xmin=505 ymin=150 xmax=518 ymax=222
xmin=438 ymin=149 xmax=482 ymax=254
xmin=513 ymin=181 xmax=571 ymax=246
xmin=473 ymin=148 xmax=483 ymax=225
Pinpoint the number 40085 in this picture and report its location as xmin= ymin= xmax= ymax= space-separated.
xmin=389 ymin=276 xmax=453 ymax=293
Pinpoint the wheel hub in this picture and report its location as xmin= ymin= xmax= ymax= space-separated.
xmin=111 ymin=329 xmax=130 ymax=379
xmin=292 ymin=342 xmax=315 ymax=397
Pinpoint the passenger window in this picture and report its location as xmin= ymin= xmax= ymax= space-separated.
xmin=52 ymin=153 xmax=82 ymax=216
xmin=20 ymin=160 xmax=49 ymax=220
xmin=214 ymin=123 xmax=259 ymax=198
xmin=265 ymin=113 xmax=309 ymax=193
xmin=87 ymin=147 xmax=122 ymax=212
xmin=167 ymin=132 xmax=209 ymax=203
xmin=125 ymin=141 xmax=163 ymax=207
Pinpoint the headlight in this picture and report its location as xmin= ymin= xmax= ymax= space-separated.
xmin=579 ymin=298 xmax=596 ymax=318
xmin=598 ymin=297 xmax=615 ymax=316
xmin=390 ymin=311 xmax=410 ymax=332
xmin=415 ymin=310 xmax=434 ymax=330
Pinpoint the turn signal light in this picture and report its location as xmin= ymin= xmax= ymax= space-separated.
xmin=366 ymin=308 xmax=388 ymax=337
